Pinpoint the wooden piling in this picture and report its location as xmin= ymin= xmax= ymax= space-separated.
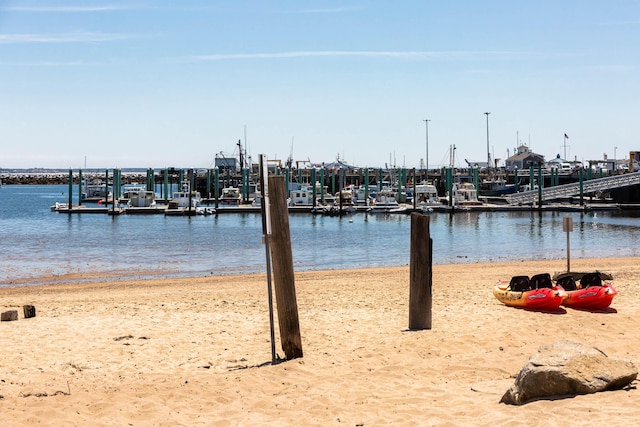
xmin=267 ymin=175 xmax=303 ymax=359
xmin=409 ymin=213 xmax=432 ymax=330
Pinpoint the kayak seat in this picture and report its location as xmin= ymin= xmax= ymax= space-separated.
xmin=509 ymin=276 xmax=530 ymax=292
xmin=531 ymin=273 xmax=553 ymax=289
xmin=556 ymin=276 xmax=578 ymax=291
xmin=580 ymin=273 xmax=602 ymax=288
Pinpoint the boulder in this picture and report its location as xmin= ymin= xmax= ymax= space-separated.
xmin=1 ymin=310 xmax=18 ymax=321
xmin=501 ymin=340 xmax=637 ymax=405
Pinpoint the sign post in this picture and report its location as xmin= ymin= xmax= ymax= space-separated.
xmin=259 ymin=154 xmax=277 ymax=364
xmin=563 ymin=216 xmax=573 ymax=272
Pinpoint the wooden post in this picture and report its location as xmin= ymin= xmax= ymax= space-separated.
xmin=267 ymin=175 xmax=303 ymax=359
xmin=409 ymin=213 xmax=432 ymax=330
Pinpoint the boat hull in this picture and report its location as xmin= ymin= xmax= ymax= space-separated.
xmin=562 ymin=285 xmax=617 ymax=309
xmin=493 ymin=285 xmax=565 ymax=311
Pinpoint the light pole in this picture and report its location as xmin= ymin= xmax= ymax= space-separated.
xmin=484 ymin=112 xmax=491 ymax=172
xmin=423 ymin=119 xmax=430 ymax=172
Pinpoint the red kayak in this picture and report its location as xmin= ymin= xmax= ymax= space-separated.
xmin=493 ymin=273 xmax=566 ymax=311
xmin=555 ymin=272 xmax=617 ymax=310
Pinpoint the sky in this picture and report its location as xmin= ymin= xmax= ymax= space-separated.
xmin=1 ymin=1 xmax=639 ymax=170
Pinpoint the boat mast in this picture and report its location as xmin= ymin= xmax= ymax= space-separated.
xmin=484 ymin=112 xmax=491 ymax=173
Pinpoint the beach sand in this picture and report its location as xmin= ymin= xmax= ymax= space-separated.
xmin=1 ymin=257 xmax=638 ymax=426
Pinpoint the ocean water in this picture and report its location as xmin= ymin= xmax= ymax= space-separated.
xmin=1 ymin=184 xmax=639 ymax=287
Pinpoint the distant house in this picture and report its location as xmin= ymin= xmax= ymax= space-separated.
xmin=505 ymin=145 xmax=545 ymax=171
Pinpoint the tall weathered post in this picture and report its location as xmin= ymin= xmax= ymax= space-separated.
xmin=412 ymin=168 xmax=417 ymax=210
xmin=68 ymin=169 xmax=73 ymax=209
xmin=214 ymin=167 xmax=219 ymax=209
xmin=268 ymin=175 xmax=303 ymax=359
xmin=409 ymin=213 xmax=432 ymax=330
xmin=311 ymin=168 xmax=317 ymax=207
xmin=537 ymin=163 xmax=543 ymax=211
xmin=78 ymin=169 xmax=83 ymax=206
xmin=163 ymin=169 xmax=169 ymax=202
xmin=320 ymin=169 xmax=325 ymax=204
xmin=364 ymin=168 xmax=370 ymax=205
xmin=579 ymin=167 xmax=584 ymax=206
xmin=104 ymin=169 xmax=109 ymax=206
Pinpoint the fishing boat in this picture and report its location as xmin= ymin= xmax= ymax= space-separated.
xmin=478 ymin=177 xmax=516 ymax=197
xmin=555 ymin=272 xmax=617 ymax=309
xmin=493 ymin=273 xmax=566 ymax=311
xmin=167 ymin=183 xmax=201 ymax=210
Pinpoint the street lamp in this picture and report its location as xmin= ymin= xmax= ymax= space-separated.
xmin=484 ymin=112 xmax=491 ymax=172
xmin=423 ymin=119 xmax=430 ymax=171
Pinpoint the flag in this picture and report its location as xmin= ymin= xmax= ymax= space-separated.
xmin=564 ymin=133 xmax=569 ymax=139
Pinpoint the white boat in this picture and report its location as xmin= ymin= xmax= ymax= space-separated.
xmin=448 ymin=182 xmax=483 ymax=207
xmin=415 ymin=181 xmax=439 ymax=210
xmin=354 ymin=185 xmax=374 ymax=206
xmin=367 ymin=188 xmax=403 ymax=214
xmin=128 ymin=189 xmax=156 ymax=208
xmin=220 ymin=187 xmax=241 ymax=206
xmin=82 ymin=180 xmax=112 ymax=203
xmin=289 ymin=182 xmax=336 ymax=207
xmin=169 ymin=183 xmax=201 ymax=208
xmin=289 ymin=184 xmax=315 ymax=206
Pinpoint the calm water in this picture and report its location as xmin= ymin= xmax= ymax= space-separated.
xmin=1 ymin=185 xmax=639 ymax=287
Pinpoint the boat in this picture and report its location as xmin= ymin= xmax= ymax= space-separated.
xmin=367 ymin=188 xmax=403 ymax=214
xmin=119 ymin=184 xmax=149 ymax=206
xmin=289 ymin=183 xmax=318 ymax=207
xmin=555 ymin=272 xmax=617 ymax=309
xmin=82 ymin=180 xmax=112 ymax=203
xmin=289 ymin=182 xmax=338 ymax=208
xmin=354 ymin=185 xmax=374 ymax=206
xmin=478 ymin=178 xmax=516 ymax=197
xmin=128 ymin=189 xmax=156 ymax=208
xmin=220 ymin=187 xmax=242 ymax=206
xmin=493 ymin=273 xmax=566 ymax=311
xmin=414 ymin=181 xmax=440 ymax=211
xmin=166 ymin=182 xmax=202 ymax=214
xmin=335 ymin=188 xmax=356 ymax=213
xmin=448 ymin=182 xmax=483 ymax=207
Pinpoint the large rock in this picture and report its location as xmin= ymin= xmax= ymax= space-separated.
xmin=501 ymin=340 xmax=637 ymax=405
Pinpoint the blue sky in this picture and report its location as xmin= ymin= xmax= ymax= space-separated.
xmin=1 ymin=1 xmax=638 ymax=170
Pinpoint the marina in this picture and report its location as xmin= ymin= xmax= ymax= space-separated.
xmin=33 ymin=164 xmax=640 ymax=216
xmin=2 ymin=184 xmax=640 ymax=287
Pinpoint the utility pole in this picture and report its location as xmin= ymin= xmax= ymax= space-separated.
xmin=423 ymin=119 xmax=431 ymax=172
xmin=484 ymin=112 xmax=491 ymax=172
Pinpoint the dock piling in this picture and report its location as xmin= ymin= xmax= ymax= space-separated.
xmin=409 ymin=213 xmax=432 ymax=330
xmin=268 ymin=175 xmax=303 ymax=359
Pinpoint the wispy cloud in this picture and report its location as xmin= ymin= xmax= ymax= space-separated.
xmin=1 ymin=5 xmax=137 ymax=12
xmin=0 ymin=60 xmax=102 ymax=67
xmin=187 ymin=50 xmax=527 ymax=62
xmin=0 ymin=32 xmax=134 ymax=44
xmin=278 ymin=7 xmax=362 ymax=14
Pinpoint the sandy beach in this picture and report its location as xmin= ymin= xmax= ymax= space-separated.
xmin=1 ymin=257 xmax=638 ymax=426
